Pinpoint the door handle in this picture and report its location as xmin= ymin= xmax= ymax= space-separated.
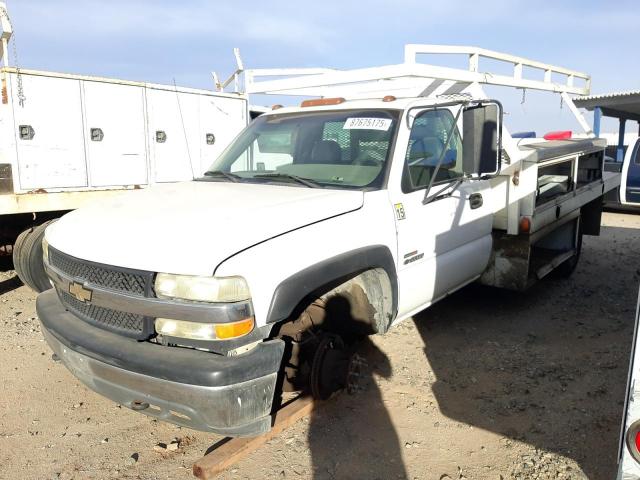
xmin=18 ymin=125 xmax=35 ymax=140
xmin=469 ymin=192 xmax=483 ymax=209
xmin=90 ymin=128 xmax=104 ymax=142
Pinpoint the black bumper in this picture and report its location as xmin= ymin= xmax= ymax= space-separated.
xmin=37 ymin=289 xmax=285 ymax=436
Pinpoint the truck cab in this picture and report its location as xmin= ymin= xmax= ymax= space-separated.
xmin=35 ymin=45 xmax=620 ymax=436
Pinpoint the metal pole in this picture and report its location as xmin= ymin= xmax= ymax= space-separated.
xmin=593 ymin=107 xmax=602 ymax=137
xmin=617 ymin=118 xmax=627 ymax=163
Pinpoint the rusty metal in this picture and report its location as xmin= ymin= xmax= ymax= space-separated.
xmin=309 ymin=334 xmax=348 ymax=400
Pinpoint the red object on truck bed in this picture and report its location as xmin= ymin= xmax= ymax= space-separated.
xmin=543 ymin=130 xmax=572 ymax=140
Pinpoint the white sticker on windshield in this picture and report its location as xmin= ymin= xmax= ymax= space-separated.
xmin=343 ymin=117 xmax=392 ymax=131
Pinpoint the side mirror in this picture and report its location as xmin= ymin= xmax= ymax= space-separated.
xmin=463 ymin=103 xmax=501 ymax=176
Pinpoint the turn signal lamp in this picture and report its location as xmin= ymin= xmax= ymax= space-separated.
xmin=300 ymin=97 xmax=345 ymax=107
xmin=155 ymin=317 xmax=254 ymax=341
xmin=214 ymin=317 xmax=255 ymax=339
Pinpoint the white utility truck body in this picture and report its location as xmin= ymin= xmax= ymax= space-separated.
xmin=0 ymin=68 xmax=247 ymax=202
xmin=0 ymin=2 xmax=248 ymax=291
xmin=37 ymin=45 xmax=620 ymax=437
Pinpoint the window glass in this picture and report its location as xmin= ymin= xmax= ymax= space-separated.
xmin=207 ymin=110 xmax=399 ymax=189
xmin=404 ymin=108 xmax=463 ymax=190
xmin=229 ymin=131 xmax=293 ymax=172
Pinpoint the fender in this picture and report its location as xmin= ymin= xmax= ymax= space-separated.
xmin=266 ymin=245 xmax=398 ymax=329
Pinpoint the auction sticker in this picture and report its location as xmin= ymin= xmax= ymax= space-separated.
xmin=343 ymin=117 xmax=392 ymax=131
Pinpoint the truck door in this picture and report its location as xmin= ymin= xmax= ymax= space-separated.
xmin=146 ymin=88 xmax=200 ymax=183
xmin=198 ymin=95 xmax=248 ymax=176
xmin=622 ymin=139 xmax=640 ymax=206
xmin=83 ymin=81 xmax=148 ymax=187
xmin=12 ymin=73 xmax=88 ymax=190
xmin=391 ymin=107 xmax=493 ymax=317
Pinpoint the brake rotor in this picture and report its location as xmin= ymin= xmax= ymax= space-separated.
xmin=309 ymin=334 xmax=349 ymax=400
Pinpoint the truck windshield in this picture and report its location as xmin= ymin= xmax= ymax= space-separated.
xmin=204 ymin=109 xmax=400 ymax=189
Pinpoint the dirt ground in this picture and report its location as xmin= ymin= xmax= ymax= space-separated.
xmin=0 ymin=211 xmax=638 ymax=480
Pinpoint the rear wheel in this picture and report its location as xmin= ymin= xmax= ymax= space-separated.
xmin=13 ymin=227 xmax=35 ymax=289
xmin=554 ymin=229 xmax=583 ymax=278
xmin=14 ymin=219 xmax=57 ymax=292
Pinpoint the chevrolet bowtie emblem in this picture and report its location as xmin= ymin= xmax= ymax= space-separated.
xmin=69 ymin=282 xmax=93 ymax=303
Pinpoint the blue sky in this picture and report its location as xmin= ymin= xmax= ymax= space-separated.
xmin=7 ymin=0 xmax=639 ymax=134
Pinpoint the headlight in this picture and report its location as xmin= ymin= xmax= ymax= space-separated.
xmin=154 ymin=273 xmax=250 ymax=302
xmin=155 ymin=317 xmax=254 ymax=341
xmin=42 ymin=237 xmax=49 ymax=263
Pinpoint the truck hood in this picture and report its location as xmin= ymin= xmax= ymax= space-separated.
xmin=46 ymin=181 xmax=364 ymax=276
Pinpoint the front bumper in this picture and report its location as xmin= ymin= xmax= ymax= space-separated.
xmin=37 ymin=289 xmax=285 ymax=437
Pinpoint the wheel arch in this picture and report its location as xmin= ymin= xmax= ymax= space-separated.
xmin=266 ymin=245 xmax=398 ymax=334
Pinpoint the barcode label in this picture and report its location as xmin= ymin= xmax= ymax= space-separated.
xmin=343 ymin=117 xmax=392 ymax=131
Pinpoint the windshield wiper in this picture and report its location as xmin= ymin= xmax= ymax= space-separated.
xmin=253 ymin=173 xmax=321 ymax=188
xmin=202 ymin=170 xmax=241 ymax=182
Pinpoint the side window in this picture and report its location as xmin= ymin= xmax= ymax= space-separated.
xmin=404 ymin=109 xmax=463 ymax=191
xmin=635 ymin=140 xmax=640 ymax=165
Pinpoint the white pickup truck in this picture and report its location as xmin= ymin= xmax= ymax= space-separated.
xmin=36 ymin=46 xmax=620 ymax=437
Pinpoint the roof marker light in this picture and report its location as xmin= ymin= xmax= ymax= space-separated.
xmin=300 ymin=97 xmax=346 ymax=107
xmin=382 ymin=95 xmax=397 ymax=102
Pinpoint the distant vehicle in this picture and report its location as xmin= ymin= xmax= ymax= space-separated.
xmin=620 ymin=139 xmax=640 ymax=206
xmin=36 ymin=45 xmax=620 ymax=437
xmin=0 ymin=2 xmax=248 ymax=291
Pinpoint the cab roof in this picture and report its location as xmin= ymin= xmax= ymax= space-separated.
xmin=258 ymin=95 xmax=479 ymax=118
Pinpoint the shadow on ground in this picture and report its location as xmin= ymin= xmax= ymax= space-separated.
xmin=307 ymin=337 xmax=407 ymax=480
xmin=0 ymin=255 xmax=22 ymax=294
xmin=302 ymin=224 xmax=637 ymax=479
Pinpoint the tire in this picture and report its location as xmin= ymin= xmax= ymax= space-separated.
xmin=553 ymin=229 xmax=583 ymax=278
xmin=16 ymin=219 xmax=57 ymax=292
xmin=13 ymin=226 xmax=35 ymax=290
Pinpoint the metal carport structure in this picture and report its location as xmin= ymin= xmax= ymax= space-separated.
xmin=574 ymin=91 xmax=640 ymax=162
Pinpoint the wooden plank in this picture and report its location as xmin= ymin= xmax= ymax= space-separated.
xmin=193 ymin=396 xmax=317 ymax=480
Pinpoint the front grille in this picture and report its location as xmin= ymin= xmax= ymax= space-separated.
xmin=49 ymin=247 xmax=150 ymax=296
xmin=49 ymin=247 xmax=155 ymax=339
xmin=58 ymin=290 xmax=150 ymax=339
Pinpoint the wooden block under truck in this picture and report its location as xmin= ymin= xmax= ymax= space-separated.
xmin=35 ymin=45 xmax=620 ymax=436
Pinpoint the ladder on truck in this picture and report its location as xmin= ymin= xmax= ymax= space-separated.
xmin=217 ymin=44 xmax=595 ymax=141
xmin=213 ymin=45 xmax=619 ymax=238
